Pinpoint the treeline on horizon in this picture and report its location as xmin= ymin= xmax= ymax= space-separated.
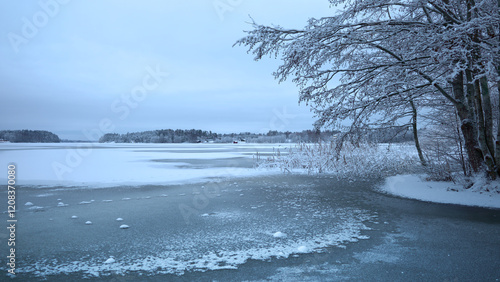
xmin=99 ymin=128 xmax=414 ymax=144
xmin=0 ymin=128 xmax=415 ymax=144
xmin=0 ymin=130 xmax=60 ymax=143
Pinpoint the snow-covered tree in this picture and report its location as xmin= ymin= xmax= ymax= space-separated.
xmin=235 ymin=0 xmax=499 ymax=178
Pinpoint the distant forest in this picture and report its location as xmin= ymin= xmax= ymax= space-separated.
xmin=0 ymin=130 xmax=60 ymax=143
xmin=99 ymin=128 xmax=413 ymax=144
xmin=0 ymin=128 xmax=414 ymax=144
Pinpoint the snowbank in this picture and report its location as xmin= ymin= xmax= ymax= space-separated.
xmin=380 ymin=175 xmax=500 ymax=209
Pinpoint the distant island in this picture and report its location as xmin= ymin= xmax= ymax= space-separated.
xmin=98 ymin=129 xmax=338 ymax=144
xmin=98 ymin=128 xmax=412 ymax=144
xmin=0 ymin=130 xmax=60 ymax=143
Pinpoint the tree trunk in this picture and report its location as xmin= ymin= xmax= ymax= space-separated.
xmin=479 ymin=77 xmax=497 ymax=178
xmin=495 ymin=0 xmax=500 ymax=176
xmin=455 ymin=110 xmax=468 ymax=176
xmin=474 ymin=79 xmax=496 ymax=178
xmin=479 ymin=77 xmax=495 ymax=158
xmin=452 ymin=70 xmax=484 ymax=173
xmin=409 ymin=100 xmax=426 ymax=166
xmin=496 ymin=66 xmax=500 ymax=176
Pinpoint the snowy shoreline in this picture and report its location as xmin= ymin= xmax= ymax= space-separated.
xmin=379 ymin=174 xmax=500 ymax=209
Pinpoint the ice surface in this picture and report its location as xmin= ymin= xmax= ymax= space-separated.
xmin=380 ymin=175 xmax=500 ymax=209
xmin=4 ymin=143 xmax=375 ymax=279
xmin=11 ymin=176 xmax=374 ymax=278
xmin=15 ymin=213 xmax=371 ymax=277
xmin=0 ymin=143 xmax=281 ymax=188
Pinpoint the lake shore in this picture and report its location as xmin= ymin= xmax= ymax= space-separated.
xmin=1 ymin=143 xmax=499 ymax=281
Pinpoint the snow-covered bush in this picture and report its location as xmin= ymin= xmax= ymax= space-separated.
xmin=257 ymin=141 xmax=420 ymax=179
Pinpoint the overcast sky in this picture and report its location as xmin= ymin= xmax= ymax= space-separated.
xmin=1 ymin=0 xmax=334 ymax=140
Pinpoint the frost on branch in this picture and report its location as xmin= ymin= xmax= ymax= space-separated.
xmin=236 ymin=0 xmax=500 ymax=178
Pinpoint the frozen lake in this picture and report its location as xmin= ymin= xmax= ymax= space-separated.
xmin=0 ymin=143 xmax=291 ymax=188
xmin=0 ymin=143 xmax=499 ymax=281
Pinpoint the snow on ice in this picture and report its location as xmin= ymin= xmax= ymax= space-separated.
xmin=381 ymin=174 xmax=500 ymax=209
xmin=273 ymin=231 xmax=287 ymax=238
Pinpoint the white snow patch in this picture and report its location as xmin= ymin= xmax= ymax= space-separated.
xmin=119 ymin=224 xmax=129 ymax=229
xmin=380 ymin=174 xmax=500 ymax=209
xmin=273 ymin=231 xmax=287 ymax=238
xmin=297 ymin=246 xmax=309 ymax=253
xmin=85 ymin=221 xmax=92 ymax=225
xmin=71 ymin=216 xmax=78 ymax=219
xmin=116 ymin=218 xmax=123 ymax=221
xmin=25 ymin=202 xmax=34 ymax=206
xmin=35 ymin=193 xmax=54 ymax=197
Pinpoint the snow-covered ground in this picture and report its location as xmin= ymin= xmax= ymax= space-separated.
xmin=0 ymin=142 xmax=289 ymax=188
xmin=380 ymin=174 xmax=500 ymax=209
